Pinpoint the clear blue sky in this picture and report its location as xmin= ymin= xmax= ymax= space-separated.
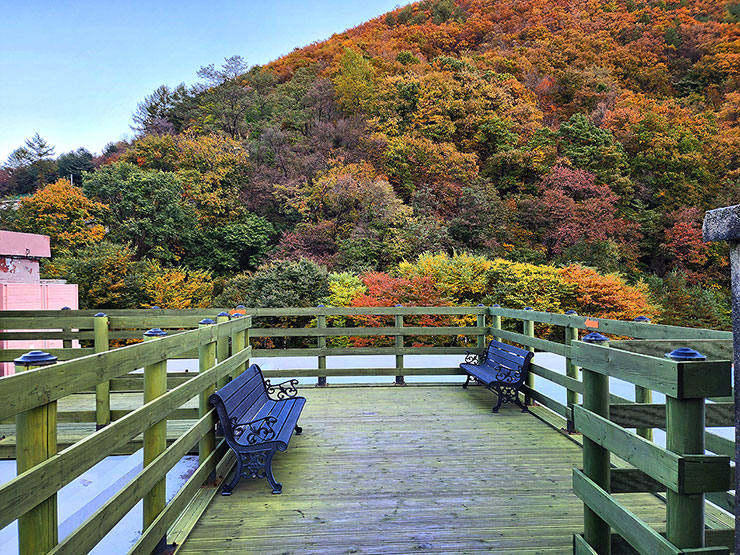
xmin=0 ymin=1 xmax=405 ymax=161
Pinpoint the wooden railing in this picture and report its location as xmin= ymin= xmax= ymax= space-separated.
xmin=0 ymin=306 xmax=735 ymax=554
xmin=0 ymin=314 xmax=251 ymax=554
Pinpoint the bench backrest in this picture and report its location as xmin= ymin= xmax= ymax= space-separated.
xmin=485 ymin=340 xmax=533 ymax=384
xmin=209 ymin=364 xmax=270 ymax=442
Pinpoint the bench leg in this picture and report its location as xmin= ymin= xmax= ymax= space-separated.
xmin=221 ymin=453 xmax=244 ymax=496
xmin=264 ymin=450 xmax=282 ymax=494
xmin=462 ymin=374 xmax=471 ymax=389
xmin=295 ymin=425 xmax=303 ymax=435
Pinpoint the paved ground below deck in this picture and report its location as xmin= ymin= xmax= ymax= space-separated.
xmin=179 ymin=385 xmax=667 ymax=554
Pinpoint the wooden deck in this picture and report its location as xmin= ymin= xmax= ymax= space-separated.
xmin=178 ymin=385 xmax=669 ymax=554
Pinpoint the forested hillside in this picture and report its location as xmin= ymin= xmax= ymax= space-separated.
xmin=2 ymin=0 xmax=739 ymax=328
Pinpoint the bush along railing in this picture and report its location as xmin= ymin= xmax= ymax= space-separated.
xmin=0 ymin=314 xmax=251 ymax=554
xmin=572 ymin=335 xmax=732 ymax=554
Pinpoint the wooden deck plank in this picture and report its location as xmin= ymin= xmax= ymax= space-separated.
xmin=178 ymin=385 xmax=669 ymax=554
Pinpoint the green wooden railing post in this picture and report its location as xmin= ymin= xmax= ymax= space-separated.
xmin=564 ymin=310 xmax=579 ymax=433
xmin=14 ymin=350 xmax=59 ymax=555
xmin=665 ymin=348 xmax=706 ymax=549
xmin=633 ymin=316 xmax=653 ymax=441
xmin=61 ymin=307 xmax=72 ymax=350
xmin=524 ymin=307 xmax=535 ymax=403
xmin=317 ymin=305 xmax=327 ymax=387
xmin=491 ymin=304 xmax=501 ymax=342
xmin=93 ymin=312 xmax=110 ymax=430
xmin=93 ymin=313 xmax=110 ymax=430
xmin=231 ymin=312 xmax=247 ymax=378
xmin=198 ymin=318 xmax=217 ymax=479
xmin=581 ymin=332 xmax=611 ymax=555
xmin=476 ymin=304 xmax=487 ymax=349
xmin=216 ymin=312 xmax=231 ymax=389
xmin=142 ymin=328 xmax=168 ymax=553
xmin=395 ymin=305 xmax=405 ymax=386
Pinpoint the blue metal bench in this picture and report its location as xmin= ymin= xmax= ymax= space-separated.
xmin=460 ymin=340 xmax=533 ymax=412
xmin=210 ymin=364 xmax=306 ymax=495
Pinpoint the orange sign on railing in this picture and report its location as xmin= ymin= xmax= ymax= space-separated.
xmin=584 ymin=318 xmax=599 ymax=329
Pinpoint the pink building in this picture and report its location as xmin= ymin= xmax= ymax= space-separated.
xmin=0 ymin=230 xmax=79 ymax=375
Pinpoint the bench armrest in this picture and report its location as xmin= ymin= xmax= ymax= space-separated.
xmin=265 ymin=378 xmax=300 ymax=400
xmin=464 ymin=350 xmax=483 ymax=365
xmin=231 ymin=415 xmax=278 ymax=445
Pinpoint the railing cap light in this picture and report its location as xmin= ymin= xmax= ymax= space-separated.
xmin=524 ymin=306 xmax=533 ymax=310
xmin=665 ymin=347 xmax=706 ymax=361
xmin=199 ymin=318 xmax=216 ymax=325
xmin=235 ymin=305 xmax=246 ymax=309
xmin=61 ymin=306 xmax=71 ymax=310
xmin=144 ymin=328 xmax=167 ymax=337
xmin=14 ymin=350 xmax=58 ymax=366
xmin=94 ymin=312 xmax=107 ymax=317
xmin=633 ymin=315 xmax=651 ymax=323
xmin=491 ymin=304 xmax=500 ymax=308
xmin=151 ymin=306 xmax=161 ymax=310
xmin=216 ymin=311 xmax=231 ymax=317
xmin=582 ymin=332 xmax=609 ymax=344
xmin=565 ymin=310 xmax=577 ymax=315
xmin=232 ymin=312 xmax=242 ymax=318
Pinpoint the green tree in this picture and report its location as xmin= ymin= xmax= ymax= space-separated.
xmin=57 ymin=148 xmax=94 ymax=185
xmin=83 ymin=162 xmax=197 ymax=264
xmin=245 ymin=259 xmax=330 ymax=307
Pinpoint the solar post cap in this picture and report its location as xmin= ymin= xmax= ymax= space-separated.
xmin=94 ymin=312 xmax=107 ymax=317
xmin=582 ymin=332 xmax=609 ymax=344
xmin=565 ymin=310 xmax=577 ymax=314
xmin=665 ymin=347 xmax=706 ymax=361
xmin=61 ymin=306 xmax=71 ymax=310
xmin=144 ymin=328 xmax=167 ymax=337
xmin=524 ymin=306 xmax=533 ymax=310
xmin=217 ymin=311 xmax=230 ymax=317
xmin=633 ymin=315 xmax=651 ymax=323
xmin=199 ymin=318 xmax=216 ymax=325
xmin=14 ymin=350 xmax=58 ymax=367
xmin=151 ymin=306 xmax=161 ymax=310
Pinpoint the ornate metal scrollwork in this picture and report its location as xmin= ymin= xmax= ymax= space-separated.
xmin=494 ymin=364 xmax=520 ymax=384
xmin=231 ymin=415 xmax=277 ymax=444
xmin=264 ymin=378 xmax=300 ymax=400
xmin=464 ymin=351 xmax=481 ymax=365
xmin=239 ymin=450 xmax=271 ymax=479
xmin=491 ymin=384 xmax=519 ymax=405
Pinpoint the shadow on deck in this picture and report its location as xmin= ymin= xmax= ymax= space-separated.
xmin=179 ymin=385 xmax=667 ymax=554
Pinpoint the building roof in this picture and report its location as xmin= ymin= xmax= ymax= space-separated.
xmin=0 ymin=230 xmax=51 ymax=258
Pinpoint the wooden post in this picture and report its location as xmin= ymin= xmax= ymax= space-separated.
xmin=395 ymin=306 xmax=405 ymax=386
xmin=231 ymin=313 xmax=247 ymax=378
xmin=215 ymin=312 xmax=231 ymax=389
xmin=633 ymin=316 xmax=653 ymax=440
xmin=476 ymin=304 xmax=486 ymax=349
xmin=490 ymin=304 xmax=502 ymax=342
xmin=564 ymin=310 xmax=579 ymax=433
xmin=61 ymin=306 xmax=72 ymax=350
xmin=93 ymin=313 xmax=110 ymax=430
xmin=665 ymin=348 xmax=706 ymax=549
xmin=581 ymin=332 xmax=611 ymax=555
xmin=523 ymin=307 xmax=535 ymax=402
xmin=198 ymin=318 xmax=217 ymax=476
xmin=142 ymin=328 xmax=168 ymax=553
xmin=317 ymin=305 xmax=327 ymax=387
xmin=703 ymin=205 xmax=740 ymax=554
xmin=15 ymin=350 xmax=59 ymax=555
